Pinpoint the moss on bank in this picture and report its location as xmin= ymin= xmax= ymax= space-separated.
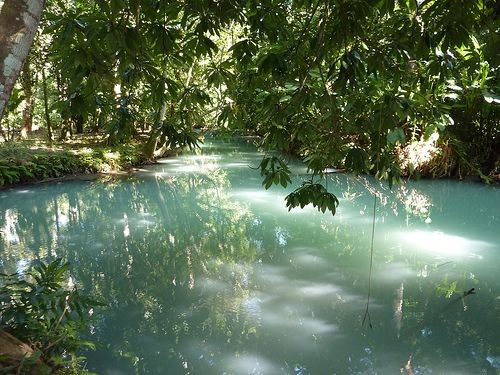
xmin=0 ymin=136 xmax=147 ymax=188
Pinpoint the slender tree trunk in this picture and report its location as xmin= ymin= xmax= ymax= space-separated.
xmin=20 ymin=55 xmax=34 ymax=138
xmin=0 ymin=0 xmax=45 ymax=124
xmin=144 ymin=68 xmax=169 ymax=159
xmin=5 ymin=116 xmax=10 ymax=140
xmin=59 ymin=118 xmax=72 ymax=140
xmin=143 ymin=101 xmax=167 ymax=159
xmin=41 ymin=65 xmax=52 ymax=140
xmin=55 ymin=71 xmax=73 ymax=140
xmin=74 ymin=114 xmax=84 ymax=133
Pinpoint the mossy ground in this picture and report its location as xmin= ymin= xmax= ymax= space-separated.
xmin=0 ymin=135 xmax=147 ymax=188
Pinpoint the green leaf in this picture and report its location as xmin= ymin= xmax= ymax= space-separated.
xmin=285 ymin=182 xmax=339 ymax=216
xmin=344 ymin=148 xmax=370 ymax=173
xmin=387 ymin=128 xmax=406 ymax=146
xmin=483 ymin=90 xmax=500 ymax=104
xmin=258 ymin=156 xmax=291 ymax=189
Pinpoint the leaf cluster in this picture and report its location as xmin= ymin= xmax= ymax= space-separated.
xmin=0 ymin=259 xmax=103 ymax=368
xmin=285 ymin=181 xmax=339 ymax=216
xmin=258 ymin=155 xmax=292 ymax=189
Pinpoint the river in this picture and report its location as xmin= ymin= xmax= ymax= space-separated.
xmin=1 ymin=138 xmax=499 ymax=374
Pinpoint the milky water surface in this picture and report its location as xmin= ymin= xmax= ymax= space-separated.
xmin=1 ymin=139 xmax=499 ymax=374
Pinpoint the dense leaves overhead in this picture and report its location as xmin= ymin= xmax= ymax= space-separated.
xmin=222 ymin=0 xmax=498 ymax=184
xmin=1 ymin=0 xmax=498 ymax=211
xmin=36 ymin=0 xmax=249 ymax=147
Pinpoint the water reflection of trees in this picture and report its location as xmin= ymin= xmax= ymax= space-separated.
xmin=1 ymin=153 xmax=279 ymax=372
xmin=317 ymin=174 xmax=500 ymax=373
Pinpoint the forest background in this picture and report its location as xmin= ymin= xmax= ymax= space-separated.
xmin=0 ymin=0 xmax=498 ymax=194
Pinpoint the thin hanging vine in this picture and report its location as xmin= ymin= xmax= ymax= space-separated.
xmin=362 ymin=102 xmax=384 ymax=329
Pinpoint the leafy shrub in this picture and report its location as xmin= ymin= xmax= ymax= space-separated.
xmin=0 ymin=139 xmax=146 ymax=187
xmin=0 ymin=259 xmax=103 ymax=373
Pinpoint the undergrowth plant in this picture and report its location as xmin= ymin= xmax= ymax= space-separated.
xmin=0 ymin=139 xmax=146 ymax=187
xmin=0 ymin=258 xmax=103 ymax=373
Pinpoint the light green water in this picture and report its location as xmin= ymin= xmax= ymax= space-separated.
xmin=1 ymin=139 xmax=499 ymax=374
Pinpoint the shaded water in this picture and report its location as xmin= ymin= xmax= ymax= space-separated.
xmin=1 ymin=139 xmax=499 ymax=374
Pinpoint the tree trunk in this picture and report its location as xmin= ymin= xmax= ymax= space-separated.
xmin=20 ymin=55 xmax=34 ymax=138
xmin=143 ymin=107 xmax=166 ymax=160
xmin=0 ymin=330 xmax=51 ymax=374
xmin=0 ymin=0 xmax=45 ymax=124
xmin=41 ymin=65 xmax=52 ymax=140
xmin=144 ymin=66 xmax=171 ymax=159
xmin=59 ymin=118 xmax=72 ymax=140
xmin=74 ymin=114 xmax=84 ymax=133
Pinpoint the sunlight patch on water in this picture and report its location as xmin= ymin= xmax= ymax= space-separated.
xmin=172 ymin=164 xmax=217 ymax=173
xmin=15 ymin=190 xmax=33 ymax=194
xmin=259 ymin=309 xmax=338 ymax=335
xmin=290 ymin=253 xmax=330 ymax=270
xmin=253 ymin=263 xmax=343 ymax=303
xmin=197 ymin=277 xmax=230 ymax=293
xmin=152 ymin=155 xmax=221 ymax=174
xmin=231 ymin=189 xmax=276 ymax=202
xmin=253 ymin=264 xmax=289 ymax=285
xmin=156 ymin=158 xmax=181 ymax=164
xmin=373 ymin=262 xmax=413 ymax=282
xmin=230 ymin=191 xmax=292 ymax=214
xmin=1 ymin=209 xmax=20 ymax=244
xmin=224 ymin=354 xmax=281 ymax=375
xmin=298 ymin=282 xmax=340 ymax=297
xmin=395 ymin=230 xmax=492 ymax=259
xmin=223 ymin=162 xmax=250 ymax=168
xmin=184 ymin=154 xmax=220 ymax=162
xmin=16 ymin=259 xmax=30 ymax=276
xmin=128 ymin=217 xmax=155 ymax=227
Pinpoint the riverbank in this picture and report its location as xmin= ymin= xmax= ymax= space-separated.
xmin=1 ymin=133 xmax=498 ymax=190
xmin=0 ymin=135 xmax=150 ymax=189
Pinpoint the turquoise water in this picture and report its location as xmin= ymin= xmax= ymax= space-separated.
xmin=1 ymin=139 xmax=499 ymax=374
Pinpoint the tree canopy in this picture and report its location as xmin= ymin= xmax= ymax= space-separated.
xmin=0 ymin=0 xmax=499 ymax=196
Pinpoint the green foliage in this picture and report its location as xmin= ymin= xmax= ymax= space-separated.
xmin=285 ymin=181 xmax=339 ymax=216
xmin=0 ymin=139 xmax=146 ymax=187
xmin=1 ymin=0 xmax=498 ymax=212
xmin=345 ymin=148 xmax=371 ymax=174
xmin=220 ymin=0 xmax=499 ymax=187
xmin=436 ymin=280 xmax=458 ymax=299
xmin=30 ymin=0 xmax=241 ymax=150
xmin=0 ymin=259 xmax=103 ymax=369
xmin=258 ymin=155 xmax=292 ymax=189
xmin=0 ymin=144 xmax=78 ymax=186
